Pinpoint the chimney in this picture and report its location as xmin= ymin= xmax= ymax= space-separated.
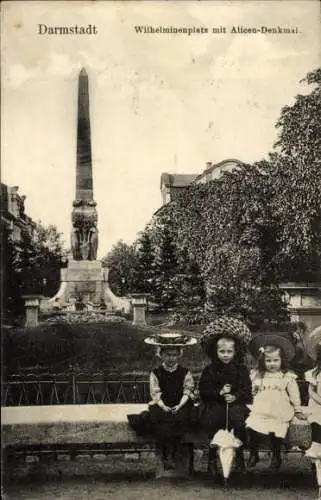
xmin=206 ymin=161 xmax=212 ymax=169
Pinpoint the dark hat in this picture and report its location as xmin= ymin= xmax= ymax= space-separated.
xmin=249 ymin=332 xmax=296 ymax=361
xmin=304 ymin=325 xmax=321 ymax=361
xmin=201 ymin=316 xmax=252 ymax=357
xmin=144 ymin=332 xmax=197 ymax=347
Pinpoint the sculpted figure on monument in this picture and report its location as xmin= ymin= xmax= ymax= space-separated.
xmin=87 ymin=227 xmax=98 ymax=260
xmin=71 ymin=227 xmax=81 ymax=260
xmin=71 ymin=225 xmax=98 ymax=261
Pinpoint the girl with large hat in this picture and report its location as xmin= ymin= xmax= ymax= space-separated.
xmin=198 ymin=316 xmax=253 ymax=476
xmin=128 ymin=331 xmax=197 ymax=470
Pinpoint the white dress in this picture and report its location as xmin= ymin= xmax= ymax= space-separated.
xmin=304 ymin=370 xmax=321 ymax=490
xmin=246 ymin=370 xmax=301 ymax=438
xmin=305 ymin=368 xmax=321 ymax=425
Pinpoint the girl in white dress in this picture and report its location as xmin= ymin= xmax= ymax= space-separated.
xmin=304 ymin=327 xmax=321 ymax=499
xmin=246 ymin=334 xmax=306 ymax=470
xmin=305 ymin=352 xmax=321 ymax=448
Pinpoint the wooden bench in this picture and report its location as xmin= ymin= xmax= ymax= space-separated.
xmin=1 ymin=404 xmax=312 ymax=479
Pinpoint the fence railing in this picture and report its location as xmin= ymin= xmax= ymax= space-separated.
xmin=2 ymin=370 xmax=309 ymax=406
xmin=2 ymin=371 xmax=150 ymax=406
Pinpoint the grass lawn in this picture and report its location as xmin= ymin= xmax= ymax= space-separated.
xmin=3 ymin=314 xmax=209 ymax=378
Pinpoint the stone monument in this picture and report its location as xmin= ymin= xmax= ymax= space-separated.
xmin=71 ymin=68 xmax=98 ymax=262
xmin=44 ymin=68 xmax=130 ymax=314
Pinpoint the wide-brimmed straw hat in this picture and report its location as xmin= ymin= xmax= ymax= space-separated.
xmin=249 ymin=332 xmax=296 ymax=361
xmin=201 ymin=316 xmax=252 ymax=357
xmin=304 ymin=325 xmax=321 ymax=361
xmin=144 ymin=331 xmax=197 ymax=347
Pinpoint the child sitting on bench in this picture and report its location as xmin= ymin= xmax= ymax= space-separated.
xmin=246 ymin=333 xmax=306 ymax=470
xmin=128 ymin=331 xmax=197 ymax=470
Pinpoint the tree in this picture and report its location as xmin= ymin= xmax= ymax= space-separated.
xmin=165 ymin=163 xmax=290 ymax=330
xmin=170 ymin=246 xmax=206 ymax=323
xmin=132 ymin=228 xmax=155 ymax=294
xmin=102 ymin=240 xmax=137 ymax=296
xmin=157 ymin=68 xmax=321 ymax=328
xmin=31 ymin=222 xmax=65 ymax=297
xmin=5 ymin=237 xmax=29 ymax=318
xmin=5 ymin=221 xmax=65 ymax=318
xmin=151 ymin=217 xmax=179 ymax=310
xmin=275 ymin=68 xmax=321 ymax=165
xmin=270 ymin=68 xmax=321 ymax=281
xmin=121 ymin=68 xmax=319 ymax=328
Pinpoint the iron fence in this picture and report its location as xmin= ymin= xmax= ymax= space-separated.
xmin=2 ymin=371 xmax=150 ymax=406
xmin=1 ymin=370 xmax=309 ymax=406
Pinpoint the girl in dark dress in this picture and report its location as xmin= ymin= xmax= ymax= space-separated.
xmin=128 ymin=332 xmax=197 ymax=470
xmin=199 ymin=317 xmax=253 ymax=475
xmin=149 ymin=343 xmax=196 ymax=468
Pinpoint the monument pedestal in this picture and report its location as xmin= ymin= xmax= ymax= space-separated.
xmin=22 ymin=295 xmax=42 ymax=327
xmin=131 ymin=294 xmax=147 ymax=325
xmin=63 ymin=260 xmax=104 ymax=305
xmin=44 ymin=262 xmax=131 ymax=314
xmin=46 ymin=260 xmax=103 ymax=309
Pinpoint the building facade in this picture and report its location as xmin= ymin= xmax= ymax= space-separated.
xmin=160 ymin=159 xmax=244 ymax=205
xmin=1 ymin=184 xmax=36 ymax=319
xmin=160 ymin=173 xmax=198 ymax=205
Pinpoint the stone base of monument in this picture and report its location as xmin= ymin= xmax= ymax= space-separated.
xmin=45 ymin=260 xmax=104 ymax=309
xmin=63 ymin=260 xmax=103 ymax=304
xmin=43 ymin=261 xmax=131 ymax=315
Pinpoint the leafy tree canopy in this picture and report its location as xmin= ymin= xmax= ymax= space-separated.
xmin=5 ymin=221 xmax=65 ymax=318
xmin=102 ymin=240 xmax=137 ymax=296
xmin=271 ymin=68 xmax=321 ymax=281
xmin=151 ymin=68 xmax=321 ymax=328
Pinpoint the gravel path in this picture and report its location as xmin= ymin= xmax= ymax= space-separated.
xmin=3 ymin=471 xmax=315 ymax=500
xmin=3 ymin=450 xmax=316 ymax=499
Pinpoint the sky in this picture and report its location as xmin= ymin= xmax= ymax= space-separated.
xmin=2 ymin=0 xmax=320 ymax=257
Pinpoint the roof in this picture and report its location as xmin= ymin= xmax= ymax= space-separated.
xmin=206 ymin=158 xmax=244 ymax=172
xmin=160 ymin=173 xmax=198 ymax=189
xmin=192 ymin=158 xmax=245 ymax=184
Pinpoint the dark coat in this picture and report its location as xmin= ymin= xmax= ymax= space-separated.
xmin=199 ymin=360 xmax=252 ymax=406
xmin=198 ymin=361 xmax=252 ymax=440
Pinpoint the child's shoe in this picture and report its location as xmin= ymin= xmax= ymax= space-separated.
xmin=161 ymin=445 xmax=175 ymax=470
xmin=247 ymin=428 xmax=261 ymax=468
xmin=269 ymin=434 xmax=282 ymax=470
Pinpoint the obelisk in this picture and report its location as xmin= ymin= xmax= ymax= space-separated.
xmin=71 ymin=68 xmax=98 ymax=260
xmin=76 ymin=68 xmax=93 ymax=202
